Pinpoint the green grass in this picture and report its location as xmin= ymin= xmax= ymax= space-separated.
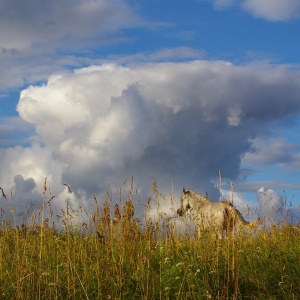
xmin=0 ymin=182 xmax=299 ymax=300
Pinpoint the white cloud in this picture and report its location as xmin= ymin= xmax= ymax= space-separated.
xmin=235 ymin=180 xmax=300 ymax=193
xmin=0 ymin=0 xmax=139 ymax=51
xmin=243 ymin=0 xmax=300 ymax=21
xmin=211 ymin=0 xmax=300 ymax=21
xmin=257 ymin=187 xmax=292 ymax=224
xmin=0 ymin=0 xmax=141 ymax=90
xmin=243 ymin=137 xmax=300 ymax=168
xmin=213 ymin=0 xmax=236 ymax=9
xmin=107 ymin=47 xmax=206 ymax=64
xmin=0 ymin=60 xmax=300 ymax=222
xmin=0 ymin=144 xmax=62 ymax=192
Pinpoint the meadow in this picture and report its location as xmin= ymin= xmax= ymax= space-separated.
xmin=0 ymin=180 xmax=299 ymax=300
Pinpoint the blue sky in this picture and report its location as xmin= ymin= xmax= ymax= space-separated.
xmin=1 ymin=0 xmax=300 ymax=222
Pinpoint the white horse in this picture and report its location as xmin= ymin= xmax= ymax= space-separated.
xmin=177 ymin=188 xmax=260 ymax=239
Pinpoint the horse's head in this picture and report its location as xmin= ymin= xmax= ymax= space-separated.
xmin=177 ymin=187 xmax=191 ymax=216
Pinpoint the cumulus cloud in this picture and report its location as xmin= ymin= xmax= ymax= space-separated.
xmin=11 ymin=175 xmax=43 ymax=217
xmin=0 ymin=60 xmax=300 ymax=223
xmin=257 ymin=187 xmax=296 ymax=225
xmin=0 ymin=144 xmax=85 ymax=225
xmin=0 ymin=143 xmax=64 ymax=204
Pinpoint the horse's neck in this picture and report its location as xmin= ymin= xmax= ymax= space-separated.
xmin=190 ymin=194 xmax=210 ymax=208
xmin=192 ymin=192 xmax=208 ymax=202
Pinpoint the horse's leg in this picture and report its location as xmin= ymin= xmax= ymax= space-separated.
xmin=217 ymin=230 xmax=223 ymax=240
xmin=196 ymin=227 xmax=202 ymax=239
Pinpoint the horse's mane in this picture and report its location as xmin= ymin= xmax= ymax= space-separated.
xmin=188 ymin=190 xmax=211 ymax=204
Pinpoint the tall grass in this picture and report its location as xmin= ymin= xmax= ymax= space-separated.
xmin=0 ymin=180 xmax=299 ymax=299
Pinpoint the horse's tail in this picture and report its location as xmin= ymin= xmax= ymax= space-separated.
xmin=225 ymin=205 xmax=260 ymax=229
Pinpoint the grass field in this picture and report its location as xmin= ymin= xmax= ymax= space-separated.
xmin=0 ymin=181 xmax=299 ymax=300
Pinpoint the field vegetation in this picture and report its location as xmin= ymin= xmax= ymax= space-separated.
xmin=0 ymin=180 xmax=299 ymax=299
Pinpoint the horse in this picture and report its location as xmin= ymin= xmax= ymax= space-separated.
xmin=177 ymin=188 xmax=260 ymax=239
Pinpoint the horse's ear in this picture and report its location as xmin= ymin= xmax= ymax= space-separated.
xmin=183 ymin=187 xmax=189 ymax=194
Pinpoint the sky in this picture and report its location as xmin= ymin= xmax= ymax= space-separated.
xmin=1 ymin=0 xmax=300 ymax=224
